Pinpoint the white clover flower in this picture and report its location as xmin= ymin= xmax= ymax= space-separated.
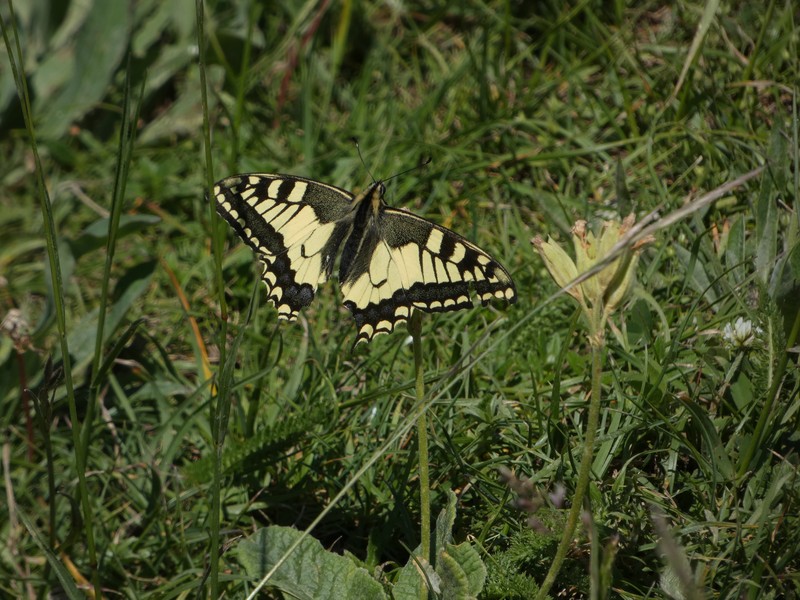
xmin=722 ymin=316 xmax=762 ymax=349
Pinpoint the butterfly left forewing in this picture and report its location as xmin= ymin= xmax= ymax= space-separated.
xmin=214 ymin=174 xmax=354 ymax=320
xmin=341 ymin=207 xmax=516 ymax=344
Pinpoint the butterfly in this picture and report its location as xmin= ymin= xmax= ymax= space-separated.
xmin=214 ymin=174 xmax=516 ymax=344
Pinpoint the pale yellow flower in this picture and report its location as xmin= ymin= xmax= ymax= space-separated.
xmin=532 ymin=214 xmax=653 ymax=330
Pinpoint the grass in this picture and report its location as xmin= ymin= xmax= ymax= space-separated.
xmin=1 ymin=0 xmax=799 ymax=597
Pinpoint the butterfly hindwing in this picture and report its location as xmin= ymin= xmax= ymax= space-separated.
xmin=214 ymin=174 xmax=353 ymax=320
xmin=340 ymin=206 xmax=516 ymax=344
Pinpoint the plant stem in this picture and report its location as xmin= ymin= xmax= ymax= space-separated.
xmin=536 ymin=334 xmax=605 ymax=599
xmin=194 ymin=0 xmax=224 ymax=595
xmin=410 ymin=312 xmax=430 ymax=599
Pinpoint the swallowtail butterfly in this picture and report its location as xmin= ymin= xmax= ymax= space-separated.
xmin=214 ymin=174 xmax=516 ymax=343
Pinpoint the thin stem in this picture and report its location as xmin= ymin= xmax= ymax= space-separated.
xmin=410 ymin=312 xmax=430 ymax=599
xmin=536 ymin=334 xmax=605 ymax=599
xmin=194 ymin=0 xmax=223 ymax=595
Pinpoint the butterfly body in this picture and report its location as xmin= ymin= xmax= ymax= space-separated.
xmin=214 ymin=174 xmax=515 ymax=343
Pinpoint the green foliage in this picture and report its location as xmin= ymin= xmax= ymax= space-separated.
xmin=239 ymin=490 xmax=486 ymax=599
xmin=392 ymin=490 xmax=487 ymax=599
xmin=484 ymin=526 xmax=560 ymax=599
xmin=239 ymin=526 xmax=387 ymax=599
xmin=0 ymin=0 xmax=198 ymax=139
xmin=184 ymin=402 xmax=329 ymax=485
xmin=1 ymin=0 xmax=799 ymax=597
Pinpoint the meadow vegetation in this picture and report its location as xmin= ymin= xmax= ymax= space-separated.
xmin=1 ymin=0 xmax=798 ymax=597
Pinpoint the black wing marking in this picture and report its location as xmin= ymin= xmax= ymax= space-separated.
xmin=214 ymin=174 xmax=354 ymax=320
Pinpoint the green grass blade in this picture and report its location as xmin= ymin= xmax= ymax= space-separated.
xmin=195 ymin=0 xmax=226 ymax=595
xmin=17 ymin=510 xmax=84 ymax=600
xmin=671 ymin=0 xmax=719 ymax=110
xmin=0 ymin=1 xmax=99 ymax=595
xmin=90 ymin=56 xmax=145 ymax=389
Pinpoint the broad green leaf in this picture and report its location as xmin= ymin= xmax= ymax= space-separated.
xmin=392 ymin=557 xmax=433 ymax=600
xmin=36 ymin=0 xmax=133 ymax=139
xmin=440 ymin=543 xmax=486 ymax=600
xmin=69 ymin=214 xmax=160 ymax=259
xmin=394 ymin=490 xmax=486 ymax=599
xmin=238 ymin=526 xmax=387 ymax=600
xmin=437 ymin=551 xmax=471 ymax=600
xmin=138 ymin=66 xmax=223 ymax=145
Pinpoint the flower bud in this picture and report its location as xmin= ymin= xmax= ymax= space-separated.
xmin=533 ymin=214 xmax=653 ymax=328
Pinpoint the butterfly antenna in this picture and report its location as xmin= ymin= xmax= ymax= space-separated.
xmin=351 ymin=137 xmax=376 ymax=183
xmin=384 ymin=155 xmax=432 ymax=184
